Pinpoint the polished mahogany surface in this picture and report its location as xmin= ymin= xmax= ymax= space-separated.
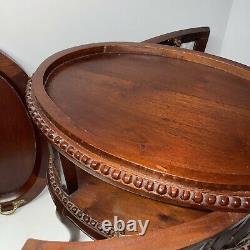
xmin=47 ymin=52 xmax=250 ymax=184
xmin=29 ymin=42 xmax=250 ymax=211
xmin=0 ymin=51 xmax=47 ymax=211
xmin=0 ymin=78 xmax=35 ymax=194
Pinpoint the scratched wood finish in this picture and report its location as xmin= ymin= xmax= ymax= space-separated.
xmin=27 ymin=42 xmax=250 ymax=211
xmin=0 ymin=51 xmax=47 ymax=211
xmin=45 ymin=147 xmax=249 ymax=249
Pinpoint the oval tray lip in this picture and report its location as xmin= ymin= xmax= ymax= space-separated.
xmin=0 ymin=51 xmax=47 ymax=209
xmin=29 ymin=42 xmax=250 ymax=211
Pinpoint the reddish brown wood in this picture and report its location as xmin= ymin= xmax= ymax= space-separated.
xmin=143 ymin=27 xmax=210 ymax=52
xmin=48 ymin=154 xmax=207 ymax=239
xmin=22 ymin=212 xmax=247 ymax=250
xmin=45 ymin=28 xmax=211 ymax=205
xmin=27 ymin=42 xmax=250 ymax=211
xmin=47 ymin=152 xmax=250 ymax=249
xmin=0 ymin=51 xmax=48 ymax=213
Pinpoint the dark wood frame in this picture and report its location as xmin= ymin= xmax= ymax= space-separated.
xmin=46 ymin=152 xmax=249 ymax=242
xmin=22 ymin=29 xmax=250 ymax=250
xmin=0 ymin=51 xmax=48 ymax=213
xmin=27 ymin=42 xmax=250 ymax=212
xmin=143 ymin=27 xmax=210 ymax=52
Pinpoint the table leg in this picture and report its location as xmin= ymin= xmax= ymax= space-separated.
xmin=56 ymin=208 xmax=80 ymax=241
xmin=50 ymin=146 xmax=78 ymax=195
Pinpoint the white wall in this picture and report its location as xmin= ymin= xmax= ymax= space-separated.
xmin=0 ymin=0 xmax=233 ymax=75
xmin=220 ymin=0 xmax=250 ymax=66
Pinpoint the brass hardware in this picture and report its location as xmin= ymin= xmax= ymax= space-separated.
xmin=173 ymin=38 xmax=182 ymax=47
xmin=0 ymin=200 xmax=25 ymax=215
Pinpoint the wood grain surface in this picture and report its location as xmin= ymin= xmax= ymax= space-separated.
xmin=0 ymin=51 xmax=47 ymax=211
xmin=28 ymin=42 xmax=250 ymax=211
xmin=22 ymin=212 xmax=247 ymax=250
xmin=47 ymin=153 xmax=207 ymax=239
xmin=143 ymin=26 xmax=210 ymax=52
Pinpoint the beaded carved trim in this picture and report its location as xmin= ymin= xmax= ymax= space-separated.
xmin=47 ymin=156 xmax=114 ymax=238
xmin=26 ymin=80 xmax=250 ymax=211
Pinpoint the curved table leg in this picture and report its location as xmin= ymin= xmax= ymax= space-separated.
xmin=56 ymin=209 xmax=81 ymax=242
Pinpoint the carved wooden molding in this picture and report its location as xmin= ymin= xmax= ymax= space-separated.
xmin=47 ymin=155 xmax=114 ymax=238
xmin=47 ymin=152 xmax=250 ymax=249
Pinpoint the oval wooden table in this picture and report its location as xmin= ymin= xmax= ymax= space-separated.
xmin=27 ymin=42 xmax=250 ymax=212
xmin=24 ymin=42 xmax=250 ymax=249
xmin=22 ymin=210 xmax=250 ymax=249
xmin=24 ymin=41 xmax=250 ymax=249
xmin=0 ymin=51 xmax=48 ymax=214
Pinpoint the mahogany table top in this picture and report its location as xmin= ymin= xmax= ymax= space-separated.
xmin=27 ymin=42 xmax=250 ymax=211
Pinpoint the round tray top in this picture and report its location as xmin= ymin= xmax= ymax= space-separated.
xmin=28 ymin=42 xmax=250 ymax=211
xmin=0 ymin=51 xmax=47 ymax=211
